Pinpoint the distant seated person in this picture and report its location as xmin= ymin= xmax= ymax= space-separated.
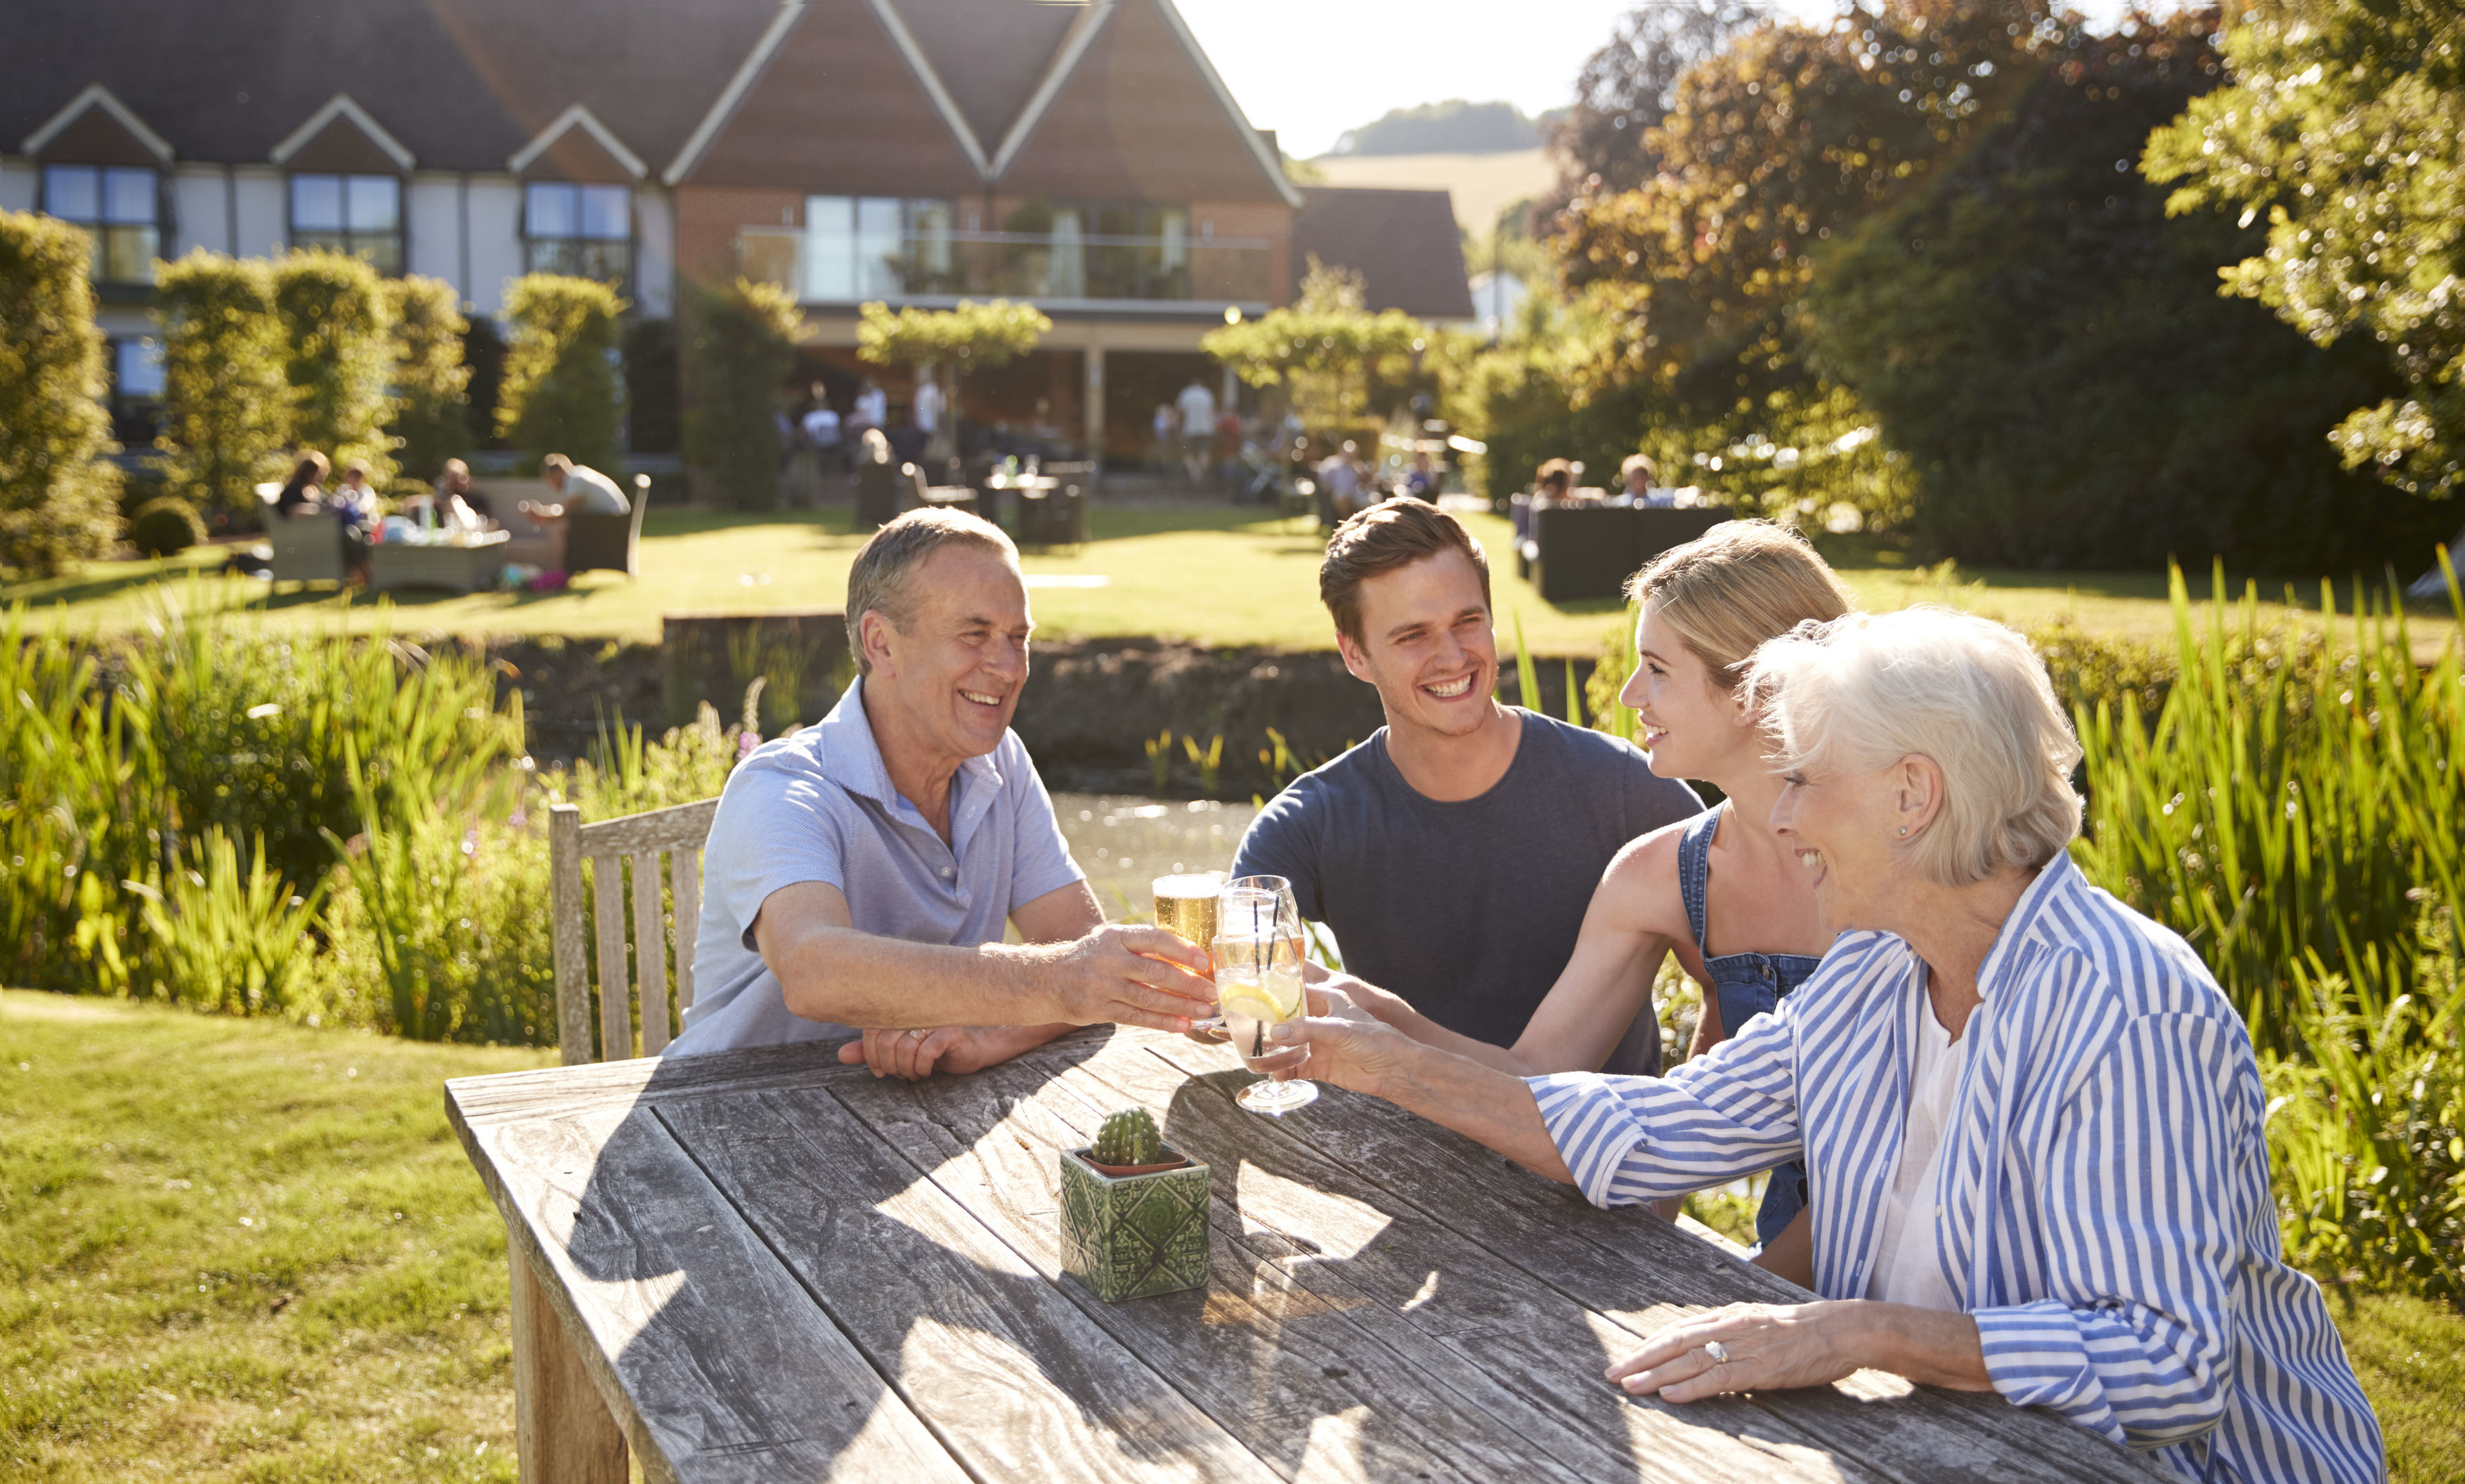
xmin=1404 ymin=450 xmax=1440 ymax=501
xmin=886 ymin=411 xmax=929 ymax=468
xmin=518 ymin=453 xmax=630 ymax=524
xmin=272 ymin=451 xmax=330 ymax=518
xmin=665 ymin=507 xmax=1218 ymax=1074
xmin=393 ymin=458 xmax=491 ymax=537
xmin=1620 ymin=453 xmax=1677 ymax=508
xmin=332 ymin=460 xmax=380 ymax=580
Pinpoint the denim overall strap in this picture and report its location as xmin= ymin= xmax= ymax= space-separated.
xmin=1676 ymin=803 xmax=1724 ymax=956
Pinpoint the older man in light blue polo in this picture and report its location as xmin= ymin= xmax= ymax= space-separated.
xmin=668 ymin=509 xmax=1216 ymax=1074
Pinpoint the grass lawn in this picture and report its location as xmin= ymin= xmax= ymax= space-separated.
xmin=6 ymin=989 xmax=2464 ymax=1480
xmin=6 ymin=507 xmax=2450 ymax=656
xmin=1 ymin=990 xmax=550 ymax=1482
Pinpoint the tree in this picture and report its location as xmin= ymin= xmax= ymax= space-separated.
xmin=273 ymin=249 xmax=398 ymax=485
xmin=2144 ymin=0 xmax=2465 ymax=499
xmin=497 ymin=273 xmax=627 ymax=473
xmin=155 ymin=252 xmax=290 ymax=518
xmin=383 ymin=274 xmax=471 ymax=483
xmin=1202 ymin=258 xmax=1429 ymax=442
xmin=1551 ymin=0 xmax=1771 ymax=206
xmin=1807 ymin=13 xmax=2442 ymax=568
xmin=1550 ymin=0 xmax=2053 ymax=519
xmin=0 ymin=210 xmax=120 ymax=575
xmin=683 ymin=278 xmax=802 ymax=510
xmin=855 ymin=297 xmax=1049 ymax=455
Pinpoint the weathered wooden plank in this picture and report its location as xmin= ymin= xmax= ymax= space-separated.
xmin=1062 ymin=1040 xmax=1908 ymax=1484
xmin=659 ymin=1087 xmax=1279 ymax=1484
xmin=840 ymin=1042 xmax=1861 ymax=1484
xmin=592 ymin=856 xmax=632 ymax=1062
xmin=447 ymin=1038 xmax=874 ymax=1128
xmin=578 ymin=796 xmax=720 ymax=858
xmin=669 ymin=847 xmax=702 ymax=1012
xmin=550 ymin=804 xmax=593 ymax=1066
xmin=511 ymin=1242 xmax=629 ymax=1484
xmin=1142 ymin=1041 xmax=2166 ymax=1483
xmin=450 ymin=1093 xmax=969 ymax=1484
xmin=632 ymin=850 xmax=672 ymax=1055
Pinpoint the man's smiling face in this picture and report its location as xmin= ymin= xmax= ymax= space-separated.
xmin=1336 ymin=548 xmax=1499 ymax=740
xmin=869 ymin=546 xmax=1033 ymax=762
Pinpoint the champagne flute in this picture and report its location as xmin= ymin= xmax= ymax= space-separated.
xmin=1213 ymin=882 xmax=1318 ymax=1114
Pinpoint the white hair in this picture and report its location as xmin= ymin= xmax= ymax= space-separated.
xmin=1745 ymin=607 xmax=2083 ymax=887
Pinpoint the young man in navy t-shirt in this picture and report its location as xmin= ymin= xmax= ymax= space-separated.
xmin=1231 ymin=502 xmax=1700 ymax=1071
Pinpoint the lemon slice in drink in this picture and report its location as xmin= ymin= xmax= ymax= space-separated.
xmin=1218 ymin=990 xmax=1289 ymax=1027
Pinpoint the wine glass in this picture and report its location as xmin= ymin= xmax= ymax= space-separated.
xmin=1212 ymin=881 xmax=1318 ymax=1115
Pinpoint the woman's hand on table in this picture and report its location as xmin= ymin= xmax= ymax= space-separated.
xmin=1607 ymin=1302 xmax=1864 ymax=1400
xmin=1608 ymin=1299 xmax=1991 ymax=1400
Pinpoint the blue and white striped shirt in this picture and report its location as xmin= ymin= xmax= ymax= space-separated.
xmin=1530 ymin=854 xmax=2383 ymax=1484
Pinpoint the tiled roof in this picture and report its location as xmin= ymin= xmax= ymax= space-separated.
xmin=1292 ymin=188 xmax=1475 ymax=319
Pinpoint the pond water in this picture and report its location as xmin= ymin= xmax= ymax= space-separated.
xmin=1051 ymin=793 xmax=1257 ymax=922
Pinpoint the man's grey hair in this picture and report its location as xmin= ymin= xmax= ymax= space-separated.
xmin=845 ymin=508 xmax=1020 ymax=675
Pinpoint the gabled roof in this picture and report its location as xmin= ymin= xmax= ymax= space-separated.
xmin=271 ymin=94 xmax=417 ymax=172
xmin=1293 ymin=188 xmax=1475 ymax=319
xmin=673 ymin=0 xmax=987 ymax=196
xmin=21 ymin=84 xmax=172 ymax=163
xmin=895 ymin=0 xmax=1090 ymax=166
xmin=994 ymin=0 xmax=1298 ymax=204
xmin=0 ymin=0 xmax=774 ymax=174
xmin=512 ymin=105 xmax=647 ymax=181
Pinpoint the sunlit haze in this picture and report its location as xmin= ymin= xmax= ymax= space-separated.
xmin=1177 ymin=0 xmax=2202 ymax=159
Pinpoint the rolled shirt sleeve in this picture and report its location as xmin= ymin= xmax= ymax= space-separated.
xmin=1970 ymin=1011 xmax=2243 ymax=1451
xmin=1529 ymin=997 xmax=1807 ymax=1209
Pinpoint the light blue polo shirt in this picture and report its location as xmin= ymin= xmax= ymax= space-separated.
xmin=666 ymin=677 xmax=1086 ymax=1056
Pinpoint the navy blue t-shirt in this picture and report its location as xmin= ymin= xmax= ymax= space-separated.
xmin=1232 ymin=710 xmax=1701 ymax=1056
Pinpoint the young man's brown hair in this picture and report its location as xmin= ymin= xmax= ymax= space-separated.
xmin=1318 ymin=500 xmax=1491 ymax=644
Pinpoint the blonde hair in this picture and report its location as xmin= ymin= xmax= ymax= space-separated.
xmin=1625 ymin=520 xmax=1853 ymax=686
xmin=1746 ymin=607 xmax=2083 ymax=887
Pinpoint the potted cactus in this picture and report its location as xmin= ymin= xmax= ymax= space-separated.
xmin=1060 ymin=1107 xmax=1211 ymax=1301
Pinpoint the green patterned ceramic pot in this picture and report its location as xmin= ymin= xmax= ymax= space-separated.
xmin=1058 ymin=1145 xmax=1211 ymax=1301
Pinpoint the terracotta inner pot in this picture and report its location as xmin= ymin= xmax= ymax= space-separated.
xmin=1079 ymin=1146 xmax=1192 ymax=1178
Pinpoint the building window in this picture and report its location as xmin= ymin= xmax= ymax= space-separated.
xmin=524 ymin=182 xmax=631 ymax=287
xmin=43 ymin=164 xmax=159 ymax=285
xmin=1087 ymin=203 xmax=1190 ymax=301
xmin=110 ymin=335 xmax=165 ymax=446
xmin=802 ymin=196 xmax=955 ymax=301
xmin=290 ymin=173 xmax=401 ymax=273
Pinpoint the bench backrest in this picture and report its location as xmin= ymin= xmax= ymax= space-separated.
xmin=547 ymin=797 xmax=720 ymax=1064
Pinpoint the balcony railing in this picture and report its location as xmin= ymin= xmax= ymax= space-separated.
xmin=736 ymin=227 xmax=1273 ymax=310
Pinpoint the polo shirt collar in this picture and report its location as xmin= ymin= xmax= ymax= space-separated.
xmin=817 ymin=677 xmax=1007 ymax=819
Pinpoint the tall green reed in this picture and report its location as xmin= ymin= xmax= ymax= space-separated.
xmin=2071 ymin=561 xmax=2465 ymax=1054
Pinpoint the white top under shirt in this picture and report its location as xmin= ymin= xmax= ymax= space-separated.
xmin=1866 ymin=992 xmax=1967 ymax=1313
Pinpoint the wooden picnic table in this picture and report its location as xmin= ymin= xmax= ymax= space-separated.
xmin=445 ymin=1026 xmax=2171 ymax=1483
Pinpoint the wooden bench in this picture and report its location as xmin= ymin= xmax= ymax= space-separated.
xmin=547 ymin=797 xmax=717 ymax=1065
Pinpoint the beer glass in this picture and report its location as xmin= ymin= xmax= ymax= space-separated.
xmin=1150 ymin=871 xmax=1225 ymax=953
xmin=1213 ymin=881 xmax=1318 ymax=1114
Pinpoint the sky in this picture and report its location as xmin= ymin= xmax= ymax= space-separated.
xmin=1175 ymin=0 xmax=2190 ymax=159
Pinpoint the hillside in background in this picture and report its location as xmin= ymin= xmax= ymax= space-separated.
xmin=1303 ymin=148 xmax=1556 ymax=237
xmin=1329 ymin=99 xmax=1563 ymax=156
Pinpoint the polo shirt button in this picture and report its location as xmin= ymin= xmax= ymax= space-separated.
xmin=941 ymin=866 xmax=956 ymax=880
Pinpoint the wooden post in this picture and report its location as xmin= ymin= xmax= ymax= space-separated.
xmin=509 ymin=1244 xmax=627 ymax=1484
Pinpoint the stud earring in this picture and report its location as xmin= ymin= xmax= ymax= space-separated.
xmin=1897 ymin=826 xmax=1908 ymax=836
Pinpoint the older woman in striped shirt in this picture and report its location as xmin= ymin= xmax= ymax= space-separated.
xmin=1273 ymin=607 xmax=2382 ymax=1483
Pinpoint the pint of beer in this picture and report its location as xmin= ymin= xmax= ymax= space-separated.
xmin=1151 ymin=872 xmax=1225 ymax=958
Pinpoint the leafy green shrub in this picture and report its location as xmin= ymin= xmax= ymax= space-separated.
xmin=128 ymin=494 xmax=205 ymax=556
xmin=497 ymin=273 xmax=626 ymax=474
xmin=2265 ymin=899 xmax=2465 ymax=1301
xmin=129 ymin=826 xmax=326 ymax=1015
xmin=383 ymin=273 xmax=471 ymax=481
xmin=0 ymin=209 xmax=122 ymax=575
xmin=155 ymin=253 xmax=290 ymax=518
xmin=684 ymin=278 xmax=800 ymax=509
xmin=274 ymin=249 xmax=399 ymax=486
